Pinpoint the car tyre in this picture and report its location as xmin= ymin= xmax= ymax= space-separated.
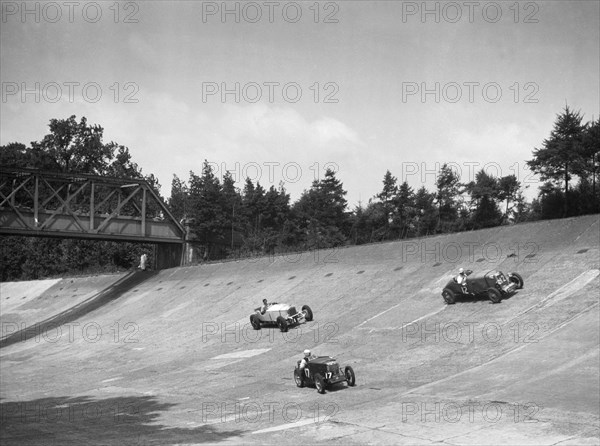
xmin=442 ymin=288 xmax=456 ymax=304
xmin=294 ymin=369 xmax=305 ymax=388
xmin=345 ymin=366 xmax=356 ymax=387
xmin=314 ymin=373 xmax=326 ymax=394
xmin=302 ymin=305 xmax=314 ymax=322
xmin=508 ymin=272 xmax=524 ymax=289
xmin=277 ymin=316 xmax=289 ymax=332
xmin=488 ymin=288 xmax=502 ymax=303
xmin=250 ymin=314 xmax=261 ymax=330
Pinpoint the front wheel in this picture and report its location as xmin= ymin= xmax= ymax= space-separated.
xmin=488 ymin=288 xmax=502 ymax=304
xmin=509 ymin=272 xmax=524 ymax=289
xmin=302 ymin=305 xmax=313 ymax=322
xmin=345 ymin=366 xmax=356 ymax=387
xmin=277 ymin=316 xmax=289 ymax=332
xmin=442 ymin=288 xmax=456 ymax=305
xmin=294 ymin=369 xmax=304 ymax=388
xmin=250 ymin=314 xmax=261 ymax=330
xmin=314 ymin=373 xmax=326 ymax=394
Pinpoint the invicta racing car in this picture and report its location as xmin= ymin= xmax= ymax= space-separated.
xmin=442 ymin=269 xmax=524 ymax=304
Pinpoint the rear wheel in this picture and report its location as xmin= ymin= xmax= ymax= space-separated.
xmin=302 ymin=305 xmax=313 ymax=321
xmin=277 ymin=316 xmax=289 ymax=332
xmin=345 ymin=366 xmax=356 ymax=387
xmin=488 ymin=288 xmax=502 ymax=303
xmin=442 ymin=288 xmax=456 ymax=304
xmin=294 ymin=369 xmax=304 ymax=388
xmin=250 ymin=314 xmax=261 ymax=330
xmin=314 ymin=374 xmax=326 ymax=394
xmin=509 ymin=272 xmax=524 ymax=289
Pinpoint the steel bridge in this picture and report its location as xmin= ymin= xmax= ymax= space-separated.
xmin=0 ymin=168 xmax=186 ymax=268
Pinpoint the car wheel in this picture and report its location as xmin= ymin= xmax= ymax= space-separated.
xmin=488 ymin=288 xmax=502 ymax=303
xmin=509 ymin=272 xmax=524 ymax=289
xmin=250 ymin=314 xmax=261 ymax=330
xmin=314 ymin=373 xmax=326 ymax=394
xmin=277 ymin=316 xmax=289 ymax=332
xmin=442 ymin=288 xmax=456 ymax=304
xmin=294 ymin=369 xmax=304 ymax=388
xmin=302 ymin=305 xmax=313 ymax=322
xmin=345 ymin=366 xmax=356 ymax=387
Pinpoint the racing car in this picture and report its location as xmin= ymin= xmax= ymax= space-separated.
xmin=294 ymin=355 xmax=356 ymax=394
xmin=250 ymin=302 xmax=313 ymax=332
xmin=442 ymin=269 xmax=524 ymax=304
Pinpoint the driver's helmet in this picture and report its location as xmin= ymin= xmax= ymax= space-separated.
xmin=303 ymin=349 xmax=311 ymax=357
xmin=458 ymin=268 xmax=464 ymax=274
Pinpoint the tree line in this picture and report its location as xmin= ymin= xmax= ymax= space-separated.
xmin=1 ymin=106 xmax=598 ymax=280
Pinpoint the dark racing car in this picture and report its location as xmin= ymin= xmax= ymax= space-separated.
xmin=442 ymin=269 xmax=524 ymax=304
xmin=294 ymin=356 xmax=356 ymax=394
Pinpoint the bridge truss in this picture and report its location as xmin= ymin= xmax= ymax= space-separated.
xmin=0 ymin=168 xmax=185 ymax=266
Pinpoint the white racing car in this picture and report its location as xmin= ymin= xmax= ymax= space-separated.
xmin=250 ymin=303 xmax=313 ymax=332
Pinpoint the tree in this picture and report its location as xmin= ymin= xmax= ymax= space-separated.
xmin=436 ymin=163 xmax=461 ymax=231
xmin=466 ymin=169 xmax=502 ymax=228
xmin=374 ymin=170 xmax=398 ymax=239
xmin=580 ymin=118 xmax=600 ymax=211
xmin=168 ymin=174 xmax=188 ymax=221
xmin=497 ymin=175 xmax=522 ymax=222
xmin=0 ymin=142 xmax=28 ymax=167
xmin=187 ymin=161 xmax=226 ymax=259
xmin=30 ymin=115 xmax=115 ymax=174
xmin=293 ymin=169 xmax=349 ymax=249
xmin=377 ymin=170 xmax=398 ymax=203
xmin=414 ymin=186 xmax=437 ymax=236
xmin=527 ymin=106 xmax=586 ymax=216
xmin=392 ymin=181 xmax=416 ymax=238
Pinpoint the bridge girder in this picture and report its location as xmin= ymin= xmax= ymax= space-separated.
xmin=0 ymin=168 xmax=185 ymax=245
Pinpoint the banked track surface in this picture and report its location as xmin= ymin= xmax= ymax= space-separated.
xmin=0 ymin=215 xmax=598 ymax=445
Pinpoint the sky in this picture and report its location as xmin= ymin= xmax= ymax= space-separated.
xmin=1 ymin=0 xmax=599 ymax=207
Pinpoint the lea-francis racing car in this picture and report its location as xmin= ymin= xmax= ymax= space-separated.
xmin=442 ymin=269 xmax=524 ymax=304
xmin=250 ymin=303 xmax=313 ymax=332
xmin=294 ymin=356 xmax=356 ymax=394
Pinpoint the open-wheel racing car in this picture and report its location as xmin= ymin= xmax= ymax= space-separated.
xmin=294 ymin=356 xmax=356 ymax=394
xmin=442 ymin=269 xmax=524 ymax=304
xmin=250 ymin=303 xmax=313 ymax=332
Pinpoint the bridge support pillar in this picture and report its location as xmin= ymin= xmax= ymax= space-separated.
xmin=156 ymin=243 xmax=183 ymax=270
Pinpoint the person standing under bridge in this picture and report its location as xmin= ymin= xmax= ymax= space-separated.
xmin=139 ymin=253 xmax=148 ymax=271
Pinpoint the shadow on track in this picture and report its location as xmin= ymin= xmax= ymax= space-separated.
xmin=0 ymin=271 xmax=157 ymax=349
xmin=0 ymin=395 xmax=244 ymax=445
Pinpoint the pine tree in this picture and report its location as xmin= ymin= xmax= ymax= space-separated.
xmin=436 ymin=163 xmax=461 ymax=231
xmin=527 ymin=105 xmax=586 ymax=216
